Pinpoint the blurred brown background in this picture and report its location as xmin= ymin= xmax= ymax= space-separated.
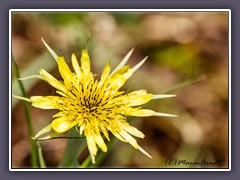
xmin=11 ymin=11 xmax=229 ymax=168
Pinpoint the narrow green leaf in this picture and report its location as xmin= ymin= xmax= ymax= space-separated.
xmin=59 ymin=128 xmax=86 ymax=168
xmin=12 ymin=55 xmax=38 ymax=168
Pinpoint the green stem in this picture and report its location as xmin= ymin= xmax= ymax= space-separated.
xmin=12 ymin=56 xmax=38 ymax=168
xmin=36 ymin=141 xmax=46 ymax=168
xmin=91 ymin=136 xmax=118 ymax=167
xmin=161 ymin=75 xmax=207 ymax=94
xmin=80 ymin=156 xmax=91 ymax=168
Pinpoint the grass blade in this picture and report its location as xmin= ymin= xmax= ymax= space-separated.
xmin=12 ymin=55 xmax=38 ymax=167
xmin=59 ymin=128 xmax=86 ymax=168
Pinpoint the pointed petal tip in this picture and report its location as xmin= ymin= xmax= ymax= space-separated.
xmin=142 ymin=56 xmax=148 ymax=62
xmin=152 ymin=94 xmax=177 ymax=100
xmin=18 ymin=75 xmax=42 ymax=81
xmin=12 ymin=95 xmax=18 ymax=98
xmin=169 ymin=114 xmax=178 ymax=117
xmin=129 ymin=48 xmax=134 ymax=53
xmin=138 ymin=146 xmax=153 ymax=159
xmin=12 ymin=95 xmax=31 ymax=102
xmin=41 ymin=38 xmax=58 ymax=61
xmin=110 ymin=48 xmax=135 ymax=76
xmin=41 ymin=37 xmax=45 ymax=42
xmin=41 ymin=38 xmax=48 ymax=47
xmin=132 ymin=56 xmax=148 ymax=72
xmin=91 ymin=155 xmax=96 ymax=164
xmin=155 ymin=112 xmax=178 ymax=117
xmin=166 ymin=94 xmax=177 ymax=97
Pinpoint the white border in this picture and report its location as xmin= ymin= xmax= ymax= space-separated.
xmin=9 ymin=9 xmax=231 ymax=172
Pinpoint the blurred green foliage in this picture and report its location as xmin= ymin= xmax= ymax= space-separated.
xmin=152 ymin=44 xmax=201 ymax=77
xmin=40 ymin=13 xmax=88 ymax=25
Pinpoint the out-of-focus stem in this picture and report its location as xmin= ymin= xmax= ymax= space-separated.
xmin=12 ymin=56 xmax=38 ymax=168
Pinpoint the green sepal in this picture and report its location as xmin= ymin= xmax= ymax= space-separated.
xmin=33 ymin=124 xmax=52 ymax=139
xmin=41 ymin=38 xmax=58 ymax=61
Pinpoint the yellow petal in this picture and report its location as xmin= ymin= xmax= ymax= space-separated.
xmin=101 ymin=61 xmax=110 ymax=81
xmin=71 ymin=53 xmax=81 ymax=79
xmin=110 ymin=48 xmax=134 ymax=76
xmin=100 ymin=126 xmax=110 ymax=141
xmin=57 ymin=57 xmax=74 ymax=84
xmin=127 ymin=93 xmax=153 ymax=106
xmin=123 ymin=125 xmax=145 ymax=138
xmin=119 ymin=130 xmax=138 ymax=149
xmin=112 ymin=131 xmax=127 ymax=142
xmin=79 ymin=125 xmax=84 ymax=135
xmin=81 ymin=49 xmax=90 ymax=76
xmin=94 ymin=134 xmax=107 ymax=152
xmin=52 ymin=116 xmax=77 ymax=133
xmin=108 ymin=66 xmax=133 ymax=90
xmin=39 ymin=69 xmax=66 ymax=92
xmin=128 ymin=90 xmax=147 ymax=96
xmin=86 ymin=135 xmax=97 ymax=164
xmin=110 ymin=65 xmax=129 ymax=79
xmin=53 ymin=111 xmax=65 ymax=118
xmin=31 ymin=96 xmax=62 ymax=109
xmin=125 ymin=108 xmax=156 ymax=117
xmin=118 ymin=130 xmax=152 ymax=158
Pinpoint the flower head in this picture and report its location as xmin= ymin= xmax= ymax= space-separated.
xmin=15 ymin=39 xmax=176 ymax=163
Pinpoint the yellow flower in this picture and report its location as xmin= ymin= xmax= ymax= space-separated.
xmin=15 ymin=39 xmax=176 ymax=164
